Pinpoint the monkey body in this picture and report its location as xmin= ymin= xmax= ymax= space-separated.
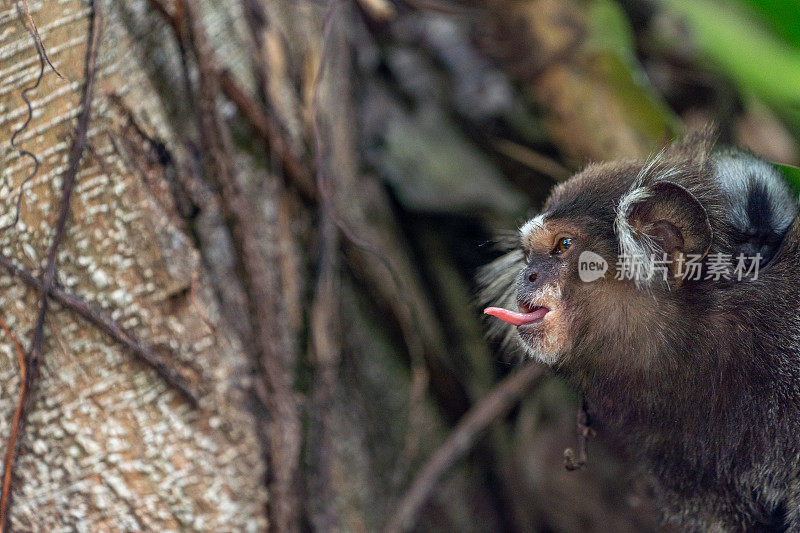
xmin=483 ymin=133 xmax=800 ymax=531
xmin=576 ymin=240 xmax=800 ymax=530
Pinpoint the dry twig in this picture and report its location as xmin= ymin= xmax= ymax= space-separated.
xmin=492 ymin=138 xmax=571 ymax=181
xmin=564 ymin=399 xmax=595 ymax=471
xmin=0 ymin=3 xmax=100 ymax=528
xmin=3 ymin=5 xmax=46 ymax=231
xmin=2 ymin=1 xmax=67 ymax=230
xmin=218 ymin=70 xmax=317 ymax=202
xmin=0 ymin=253 xmax=199 ymax=408
xmin=384 ymin=362 xmax=545 ymax=533
xmin=0 ymin=316 xmax=25 ymax=532
xmin=15 ymin=1 xmax=64 ymax=79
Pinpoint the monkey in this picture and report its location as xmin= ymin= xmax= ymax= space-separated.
xmin=480 ymin=130 xmax=800 ymax=531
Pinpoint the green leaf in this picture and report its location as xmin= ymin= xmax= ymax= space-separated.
xmin=663 ymin=0 xmax=800 ymax=126
xmin=775 ymin=163 xmax=800 ymax=196
xmin=586 ymin=0 xmax=637 ymax=57
xmin=585 ymin=0 xmax=680 ymax=139
xmin=739 ymin=0 xmax=800 ymax=50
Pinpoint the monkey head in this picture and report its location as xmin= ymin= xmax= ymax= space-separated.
xmin=481 ymin=133 xmax=777 ymax=381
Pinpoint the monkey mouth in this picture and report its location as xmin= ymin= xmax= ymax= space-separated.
xmin=484 ymin=304 xmax=550 ymax=327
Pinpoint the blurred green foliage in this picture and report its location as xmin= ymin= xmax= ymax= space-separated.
xmin=776 ymin=163 xmax=800 ymax=195
xmin=588 ymin=0 xmax=680 ymax=139
xmin=741 ymin=0 xmax=800 ymax=49
xmin=664 ymin=0 xmax=800 ymax=128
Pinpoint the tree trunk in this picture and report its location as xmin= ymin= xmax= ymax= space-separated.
xmin=0 ymin=1 xmax=266 ymax=530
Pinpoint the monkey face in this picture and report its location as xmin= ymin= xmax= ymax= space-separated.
xmin=512 ymin=216 xmax=578 ymax=364
xmin=483 ymin=149 xmax=720 ymax=370
xmin=485 ymin=215 xmax=595 ymax=365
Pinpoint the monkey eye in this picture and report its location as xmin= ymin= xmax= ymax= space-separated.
xmin=552 ymin=237 xmax=573 ymax=255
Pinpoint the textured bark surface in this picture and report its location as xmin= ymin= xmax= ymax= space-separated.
xmin=0 ymin=1 xmax=266 ymax=530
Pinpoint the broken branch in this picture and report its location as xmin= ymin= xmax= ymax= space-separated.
xmin=564 ymin=399 xmax=595 ymax=471
xmin=0 ymin=253 xmax=199 ymax=408
xmin=0 ymin=3 xmax=100 ymax=529
xmin=384 ymin=362 xmax=545 ymax=533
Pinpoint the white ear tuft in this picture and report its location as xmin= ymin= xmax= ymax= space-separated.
xmin=615 ymin=150 xmax=692 ymax=289
xmin=614 ymin=186 xmax=663 ymax=289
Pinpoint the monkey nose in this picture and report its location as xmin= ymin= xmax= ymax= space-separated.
xmin=522 ymin=267 xmax=540 ymax=292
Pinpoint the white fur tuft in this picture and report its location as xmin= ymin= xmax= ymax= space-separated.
xmin=614 ymin=151 xmax=685 ymax=289
xmin=520 ymin=282 xmax=562 ymax=309
xmin=615 ymin=187 xmax=662 ymax=288
xmin=518 ymin=282 xmax=563 ymax=365
xmin=477 ymin=248 xmax=526 ymax=358
xmin=519 ymin=214 xmax=545 ymax=242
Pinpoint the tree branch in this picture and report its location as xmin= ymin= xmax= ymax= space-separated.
xmin=384 ymin=362 xmax=545 ymax=533
xmin=0 ymin=253 xmax=199 ymax=407
xmin=0 ymin=3 xmax=100 ymax=529
xmin=218 ymin=70 xmax=317 ymax=202
xmin=564 ymin=399 xmax=595 ymax=471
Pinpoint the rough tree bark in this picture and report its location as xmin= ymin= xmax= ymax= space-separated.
xmin=0 ymin=1 xmax=266 ymax=530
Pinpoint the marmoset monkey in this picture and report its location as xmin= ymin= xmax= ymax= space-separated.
xmin=481 ymin=130 xmax=800 ymax=531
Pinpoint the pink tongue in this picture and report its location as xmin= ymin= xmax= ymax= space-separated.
xmin=484 ymin=306 xmax=549 ymax=326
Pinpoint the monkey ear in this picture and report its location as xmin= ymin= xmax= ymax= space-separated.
xmin=617 ymin=181 xmax=713 ymax=285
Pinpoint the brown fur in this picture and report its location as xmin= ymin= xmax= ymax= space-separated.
xmin=481 ymin=131 xmax=800 ymax=531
